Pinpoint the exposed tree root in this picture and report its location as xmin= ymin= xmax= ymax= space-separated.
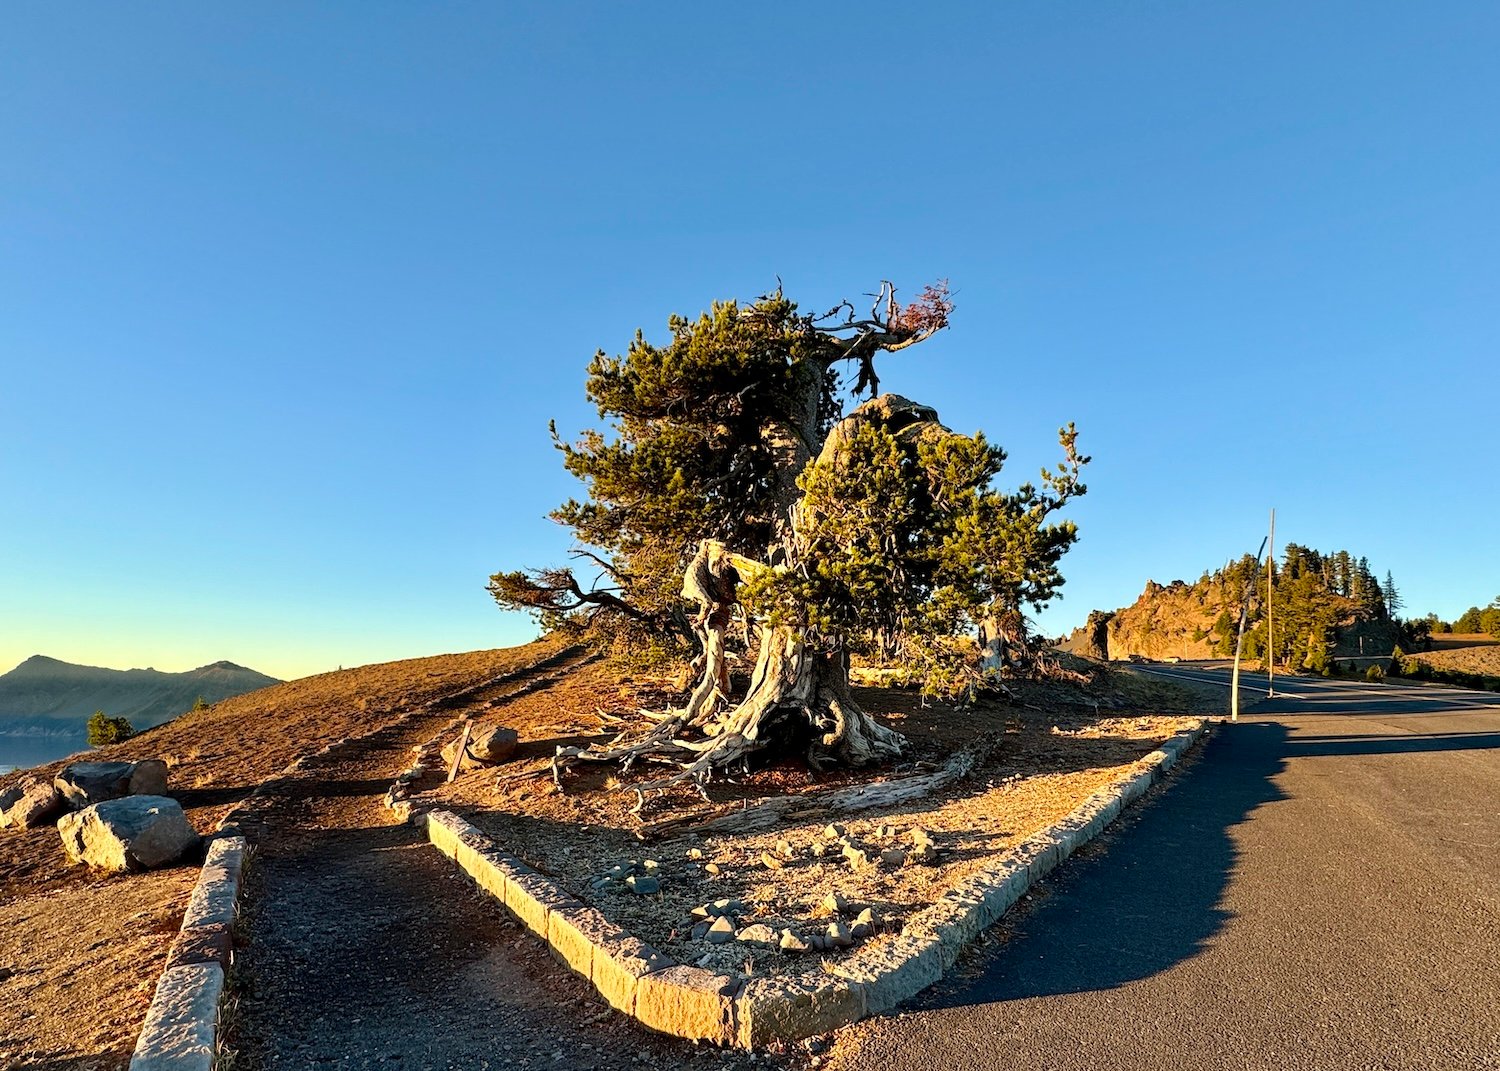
xmin=551 ymin=544 xmax=908 ymax=806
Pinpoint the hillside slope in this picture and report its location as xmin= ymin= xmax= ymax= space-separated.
xmin=0 ymin=634 xmax=576 ymax=1070
xmin=1061 ymin=547 xmax=1402 ymax=664
xmin=0 ymin=655 xmax=280 ymax=730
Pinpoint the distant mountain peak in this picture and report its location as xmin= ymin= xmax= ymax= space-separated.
xmin=0 ymin=655 xmax=280 ymax=726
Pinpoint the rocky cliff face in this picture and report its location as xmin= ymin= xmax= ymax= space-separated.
xmin=1060 ymin=573 xmax=1400 ymax=663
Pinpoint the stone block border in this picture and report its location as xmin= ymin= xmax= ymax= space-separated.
xmin=424 ymin=718 xmax=1214 ymax=1048
xmin=128 ymin=834 xmax=248 ymax=1071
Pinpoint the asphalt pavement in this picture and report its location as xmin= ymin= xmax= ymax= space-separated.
xmin=827 ymin=668 xmax=1500 ymax=1071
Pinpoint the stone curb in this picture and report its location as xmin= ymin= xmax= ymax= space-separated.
xmin=423 ymin=718 xmax=1213 ymax=1049
xmin=129 ymin=835 xmax=247 ymax=1071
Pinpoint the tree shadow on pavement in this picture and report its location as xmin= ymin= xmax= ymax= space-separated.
xmin=921 ymin=722 xmax=1290 ymax=1008
xmin=1286 ymin=730 xmax=1500 ymax=757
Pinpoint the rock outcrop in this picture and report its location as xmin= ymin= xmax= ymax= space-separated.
xmin=57 ymin=795 xmax=199 ymax=871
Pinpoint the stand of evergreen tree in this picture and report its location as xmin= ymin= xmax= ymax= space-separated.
xmin=1203 ymin=544 xmax=1407 ymax=669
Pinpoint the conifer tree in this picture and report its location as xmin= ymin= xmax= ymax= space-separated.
xmin=492 ymin=283 xmax=1089 ymax=787
xmin=1382 ymin=571 xmax=1402 ymax=619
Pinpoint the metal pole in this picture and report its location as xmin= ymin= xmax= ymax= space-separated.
xmin=1267 ymin=508 xmax=1276 ymax=698
xmin=1231 ymin=535 xmax=1269 ymax=722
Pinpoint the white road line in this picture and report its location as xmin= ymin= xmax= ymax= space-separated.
xmin=1136 ymin=665 xmax=1500 ymax=709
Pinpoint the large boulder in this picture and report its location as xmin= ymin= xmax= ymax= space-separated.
xmin=128 ymin=759 xmax=169 ymax=796
xmin=441 ymin=726 xmax=520 ymax=772
xmin=55 ymin=761 xmax=135 ymax=808
xmin=57 ymin=796 xmax=199 ymax=872
xmin=471 ymin=727 xmax=520 ymax=763
xmin=55 ymin=759 xmax=170 ymax=809
xmin=1 ymin=779 xmax=64 ymax=830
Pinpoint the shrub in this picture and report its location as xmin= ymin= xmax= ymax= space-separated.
xmin=1365 ymin=664 xmax=1385 ymax=683
xmin=86 ymin=710 xmax=136 ymax=746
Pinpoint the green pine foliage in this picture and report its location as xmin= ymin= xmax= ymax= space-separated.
xmin=1435 ymin=597 xmax=1500 ymax=637
xmin=489 ymin=283 xmax=1089 ymax=692
xmin=1192 ymin=544 xmax=1399 ymax=668
xmin=86 ymin=710 xmax=136 ymax=746
xmin=738 ymin=414 xmax=1086 ymax=695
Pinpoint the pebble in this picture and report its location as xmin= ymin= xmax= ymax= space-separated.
xmin=625 ymin=874 xmax=659 ymax=895
xmin=706 ymin=916 xmax=737 ymax=944
xmin=823 ymin=823 xmax=847 ymax=839
xmin=705 ymin=863 xmax=722 ymax=875
xmin=686 ymin=847 xmax=704 ymax=860
xmin=776 ymin=838 xmax=796 ymax=859
xmin=822 ymin=892 xmax=849 ymax=916
xmin=880 ymin=848 xmax=907 ymax=868
xmin=826 ymin=921 xmax=854 ymax=948
xmin=760 ymin=850 xmax=785 ymax=871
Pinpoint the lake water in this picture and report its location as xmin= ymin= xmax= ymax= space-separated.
xmin=0 ymin=734 xmax=90 ymax=775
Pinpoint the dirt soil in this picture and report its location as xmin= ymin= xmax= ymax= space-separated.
xmin=424 ymin=662 xmax=1225 ymax=985
xmin=1412 ymin=634 xmax=1500 ymax=677
xmin=0 ymin=636 xmax=568 ymax=1071
xmin=0 ymin=638 xmax=1224 ymax=1069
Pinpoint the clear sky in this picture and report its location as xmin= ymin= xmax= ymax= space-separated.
xmin=3 ymin=3 xmax=1496 ymax=681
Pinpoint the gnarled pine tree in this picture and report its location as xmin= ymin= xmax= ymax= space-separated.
xmin=491 ymin=283 xmax=1087 ymax=797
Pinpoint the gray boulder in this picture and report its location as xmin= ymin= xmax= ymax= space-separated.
xmin=57 ymin=795 xmax=199 ymax=872
xmin=55 ymin=759 xmax=171 ymax=809
xmin=128 ymin=759 xmax=169 ymax=796
xmin=442 ymin=726 xmax=521 ymax=771
xmin=1 ymin=780 xmax=64 ymax=830
xmin=471 ymin=727 xmax=519 ymax=763
xmin=55 ymin=761 xmax=136 ymax=808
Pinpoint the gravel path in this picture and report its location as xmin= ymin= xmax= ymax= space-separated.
xmin=227 ymin=659 xmax=767 ymax=1070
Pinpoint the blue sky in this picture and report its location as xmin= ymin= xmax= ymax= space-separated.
xmin=2 ymin=3 xmax=1496 ymax=680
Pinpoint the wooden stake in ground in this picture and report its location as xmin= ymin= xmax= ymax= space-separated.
xmin=447 ymin=720 xmax=472 ymax=783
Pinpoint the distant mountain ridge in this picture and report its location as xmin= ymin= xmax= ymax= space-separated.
xmin=0 ymin=655 xmax=280 ymax=733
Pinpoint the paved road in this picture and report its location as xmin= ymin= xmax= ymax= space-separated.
xmin=827 ymin=670 xmax=1500 ymax=1071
